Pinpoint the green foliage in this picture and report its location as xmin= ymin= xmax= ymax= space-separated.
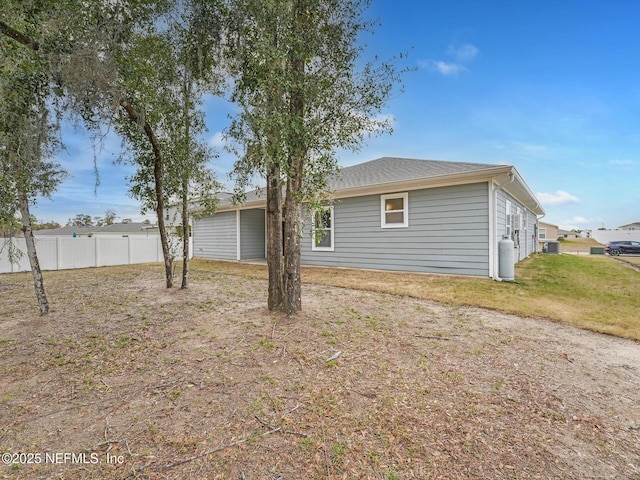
xmin=0 ymin=2 xmax=68 ymax=258
xmin=224 ymin=0 xmax=407 ymax=311
xmin=226 ymin=0 xmax=406 ymax=201
xmin=67 ymin=214 xmax=94 ymax=227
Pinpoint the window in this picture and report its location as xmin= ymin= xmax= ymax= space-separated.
xmin=538 ymin=228 xmax=547 ymax=240
xmin=381 ymin=193 xmax=409 ymax=228
xmin=505 ymin=199 xmax=512 ymax=237
xmin=312 ymin=206 xmax=334 ymax=251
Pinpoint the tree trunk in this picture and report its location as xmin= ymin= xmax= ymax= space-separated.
xmin=266 ymin=162 xmax=284 ymax=311
xmin=180 ymin=73 xmax=192 ymax=290
xmin=17 ymin=188 xmax=49 ymax=315
xmin=154 ymin=155 xmax=173 ymax=288
xmin=181 ymin=177 xmax=189 ymax=289
xmin=282 ymin=185 xmax=302 ymax=314
xmin=280 ymin=0 xmax=306 ymax=314
xmin=119 ymin=99 xmax=173 ymax=288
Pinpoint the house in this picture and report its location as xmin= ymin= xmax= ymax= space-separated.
xmin=619 ymin=222 xmax=640 ymax=231
xmin=33 ymin=222 xmax=159 ymax=238
xmin=191 ymin=157 xmax=544 ymax=279
xmin=557 ymin=229 xmax=578 ymax=240
xmin=537 ymin=221 xmax=559 ymax=250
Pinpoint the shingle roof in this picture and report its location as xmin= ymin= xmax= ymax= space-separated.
xmin=98 ymin=223 xmax=157 ymax=233
xmin=225 ymin=157 xmax=503 ymax=206
xmin=33 ymin=225 xmax=95 ymax=236
xmin=33 ymin=223 xmax=157 ymax=236
xmin=327 ymin=157 xmax=500 ymax=191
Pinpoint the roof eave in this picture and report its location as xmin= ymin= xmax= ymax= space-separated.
xmin=191 ymin=164 xmax=546 ymax=216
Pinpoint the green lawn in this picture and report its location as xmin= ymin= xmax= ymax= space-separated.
xmin=193 ymin=253 xmax=640 ymax=340
xmin=513 ymin=254 xmax=640 ymax=338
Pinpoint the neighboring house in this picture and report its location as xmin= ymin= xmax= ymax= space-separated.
xmin=557 ymin=229 xmax=578 ymax=240
xmin=32 ymin=222 xmax=159 ymax=238
xmin=619 ymin=222 xmax=640 ymax=231
xmin=190 ymin=157 xmax=544 ymax=279
xmin=537 ymin=221 xmax=558 ymax=250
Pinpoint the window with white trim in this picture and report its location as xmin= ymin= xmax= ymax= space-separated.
xmin=381 ymin=192 xmax=409 ymax=228
xmin=538 ymin=228 xmax=547 ymax=240
xmin=505 ymin=199 xmax=512 ymax=238
xmin=312 ymin=206 xmax=334 ymax=251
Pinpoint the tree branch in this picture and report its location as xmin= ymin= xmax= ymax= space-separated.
xmin=0 ymin=21 xmax=40 ymax=51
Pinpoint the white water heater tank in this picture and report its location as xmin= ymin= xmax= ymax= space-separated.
xmin=498 ymin=236 xmax=515 ymax=280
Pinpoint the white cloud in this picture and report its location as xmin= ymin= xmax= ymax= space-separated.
xmin=559 ymin=217 xmax=596 ymax=231
xmin=208 ymin=131 xmax=227 ymax=149
xmin=570 ymin=216 xmax=591 ymax=225
xmin=447 ymin=43 xmax=479 ymax=62
xmin=420 ymin=60 xmax=468 ymax=76
xmin=608 ymin=159 xmax=635 ymax=165
xmin=536 ymin=190 xmax=580 ymax=206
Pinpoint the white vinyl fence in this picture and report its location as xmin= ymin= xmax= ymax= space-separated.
xmin=591 ymin=230 xmax=640 ymax=245
xmin=0 ymin=236 xmax=192 ymax=274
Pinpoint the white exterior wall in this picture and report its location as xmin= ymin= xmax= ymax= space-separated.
xmin=591 ymin=230 xmax=640 ymax=244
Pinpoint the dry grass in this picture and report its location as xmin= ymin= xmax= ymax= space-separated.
xmin=0 ymin=264 xmax=639 ymax=479
xmin=557 ymin=237 xmax=603 ymax=254
xmin=194 ymin=254 xmax=640 ymax=341
xmin=617 ymin=256 xmax=640 ymax=267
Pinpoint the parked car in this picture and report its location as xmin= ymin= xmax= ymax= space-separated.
xmin=604 ymin=241 xmax=640 ymax=256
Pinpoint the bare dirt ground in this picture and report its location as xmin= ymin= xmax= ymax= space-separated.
xmin=1 ymin=264 xmax=639 ymax=479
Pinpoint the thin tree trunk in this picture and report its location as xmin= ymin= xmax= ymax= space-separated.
xmin=119 ymin=99 xmax=173 ymax=288
xmin=17 ymin=189 xmax=49 ymax=315
xmin=266 ymin=163 xmax=284 ymax=311
xmin=180 ymin=73 xmax=192 ymax=289
xmin=181 ymin=177 xmax=189 ymax=289
xmin=154 ymin=154 xmax=173 ymax=288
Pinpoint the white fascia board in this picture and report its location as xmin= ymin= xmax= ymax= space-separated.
xmin=501 ymin=166 xmax=545 ymax=216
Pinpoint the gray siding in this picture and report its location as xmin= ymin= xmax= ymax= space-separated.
xmin=240 ymin=209 xmax=265 ymax=259
xmin=301 ymin=183 xmax=490 ymax=276
xmin=193 ymin=211 xmax=237 ymax=260
xmin=496 ymin=189 xmax=537 ymax=262
xmin=525 ymin=210 xmax=538 ymax=256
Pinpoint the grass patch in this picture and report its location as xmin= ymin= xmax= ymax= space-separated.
xmin=192 ymin=256 xmax=640 ymax=340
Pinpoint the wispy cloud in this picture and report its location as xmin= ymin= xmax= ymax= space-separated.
xmin=420 ymin=42 xmax=478 ymax=76
xmin=608 ymin=159 xmax=635 ymax=165
xmin=447 ymin=43 xmax=479 ymax=62
xmin=420 ymin=60 xmax=468 ymax=76
xmin=537 ymin=190 xmax=579 ymax=206
xmin=208 ymin=131 xmax=227 ymax=149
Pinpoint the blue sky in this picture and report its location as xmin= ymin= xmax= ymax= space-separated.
xmin=34 ymin=0 xmax=639 ymax=230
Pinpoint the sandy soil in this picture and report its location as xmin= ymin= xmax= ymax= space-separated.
xmin=0 ymin=265 xmax=639 ymax=479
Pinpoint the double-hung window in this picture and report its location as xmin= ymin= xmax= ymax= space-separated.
xmin=381 ymin=192 xmax=409 ymax=228
xmin=312 ymin=206 xmax=334 ymax=251
xmin=538 ymin=228 xmax=547 ymax=240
